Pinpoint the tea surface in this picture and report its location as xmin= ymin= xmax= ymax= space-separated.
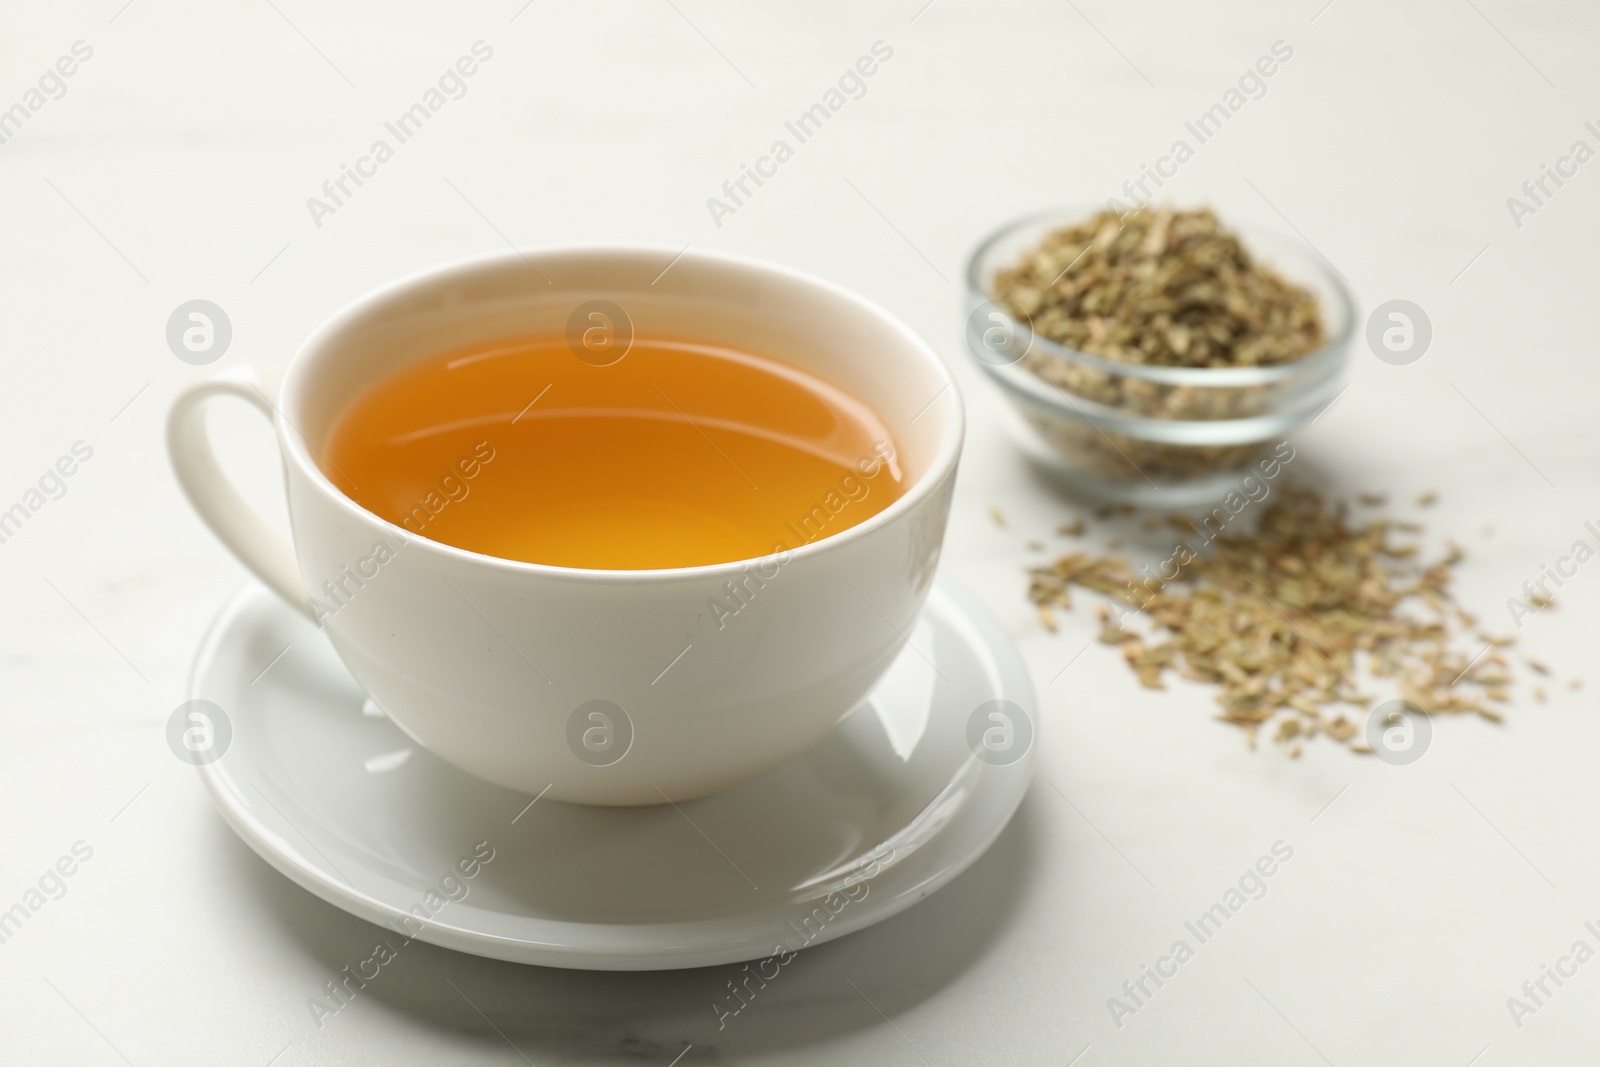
xmin=324 ymin=335 xmax=904 ymax=569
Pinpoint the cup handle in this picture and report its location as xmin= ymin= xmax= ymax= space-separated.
xmin=167 ymin=364 xmax=314 ymax=620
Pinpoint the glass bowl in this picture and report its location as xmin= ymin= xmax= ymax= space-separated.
xmin=964 ymin=208 xmax=1354 ymax=508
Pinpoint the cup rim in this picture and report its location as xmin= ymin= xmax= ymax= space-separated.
xmin=276 ymin=242 xmax=964 ymax=584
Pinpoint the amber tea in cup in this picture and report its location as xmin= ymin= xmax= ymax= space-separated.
xmin=324 ymin=335 xmax=906 ymax=570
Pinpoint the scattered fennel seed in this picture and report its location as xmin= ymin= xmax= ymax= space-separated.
xmin=1027 ymin=485 xmax=1516 ymax=753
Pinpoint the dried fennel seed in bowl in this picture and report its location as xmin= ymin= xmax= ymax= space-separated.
xmin=1028 ymin=486 xmax=1518 ymax=755
xmin=967 ymin=206 xmax=1351 ymax=502
xmin=993 ymin=207 xmax=1324 ymax=373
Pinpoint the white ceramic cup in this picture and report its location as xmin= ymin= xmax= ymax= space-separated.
xmin=168 ymin=246 xmax=963 ymax=805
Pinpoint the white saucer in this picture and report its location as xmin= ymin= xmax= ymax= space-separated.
xmin=189 ymin=579 xmax=1036 ymax=971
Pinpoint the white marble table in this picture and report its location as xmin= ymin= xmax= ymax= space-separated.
xmin=2 ymin=1 xmax=1597 ymax=1063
